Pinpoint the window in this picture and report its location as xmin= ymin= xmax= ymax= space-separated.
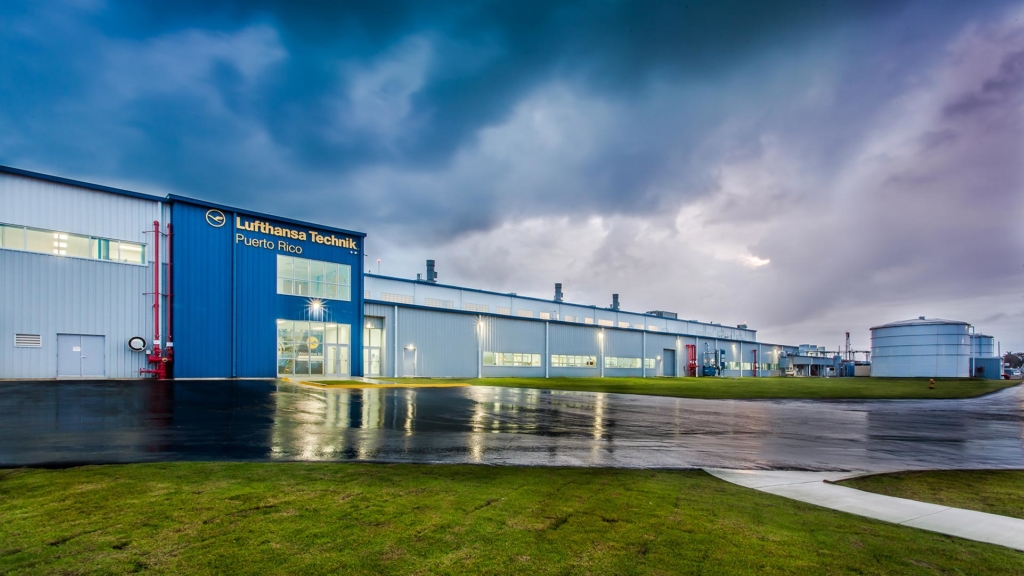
xmin=645 ymin=358 xmax=656 ymax=369
xmin=550 ymin=354 xmax=597 ymax=368
xmin=584 ymin=318 xmax=594 ymax=325
xmin=648 ymin=325 xmax=659 ymax=331
xmin=564 ymin=315 xmax=576 ymax=322
xmin=0 ymin=224 xmax=23 ymax=248
xmin=483 ymin=352 xmax=541 ymax=367
xmin=425 ymin=298 xmax=454 ymax=308
xmin=539 ymin=312 xmax=550 ymax=320
xmin=381 ymin=292 xmax=414 ymax=304
xmin=605 ymin=357 xmax=642 ymax=368
xmin=597 ymin=319 xmax=614 ymax=327
xmin=633 ymin=323 xmax=644 ymax=330
xmin=618 ymin=322 xmax=630 ymax=329
xmin=278 ymin=255 xmax=351 ymax=300
xmin=516 ymin=309 xmax=533 ymax=318
xmin=0 ymin=222 xmax=146 ymax=264
xmin=497 ymin=306 xmax=511 ymax=315
xmin=463 ymin=302 xmax=488 ymax=312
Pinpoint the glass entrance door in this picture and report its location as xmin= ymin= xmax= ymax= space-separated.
xmin=325 ymin=343 xmax=350 ymax=377
xmin=363 ymin=317 xmax=384 ymax=377
xmin=365 ymin=347 xmax=381 ymax=377
xmin=277 ymin=320 xmax=350 ymax=378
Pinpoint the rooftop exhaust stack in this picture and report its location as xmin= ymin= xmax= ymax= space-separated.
xmin=611 ymin=294 xmax=620 ymax=311
xmin=554 ymin=283 xmax=563 ymax=302
xmin=426 ymin=260 xmax=438 ymax=283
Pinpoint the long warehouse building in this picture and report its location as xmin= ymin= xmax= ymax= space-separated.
xmin=1 ymin=165 xmax=840 ymax=380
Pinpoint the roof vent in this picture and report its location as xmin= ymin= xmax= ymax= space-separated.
xmin=426 ymin=260 xmax=438 ymax=283
xmin=919 ymin=316 xmax=926 ymax=320
xmin=610 ymin=294 xmax=620 ymax=311
xmin=554 ymin=283 xmax=563 ymax=302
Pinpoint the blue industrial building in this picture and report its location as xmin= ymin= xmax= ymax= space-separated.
xmin=169 ymin=197 xmax=364 ymax=379
xmin=1 ymin=165 xmax=364 ymax=380
xmin=2 ymin=164 xmax=851 ymax=380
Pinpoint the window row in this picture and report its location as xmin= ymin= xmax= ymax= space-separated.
xmin=483 ymin=352 xmax=542 ymax=367
xmin=277 ymin=255 xmax=351 ymax=301
xmin=550 ymin=354 xmax=597 ymax=368
xmin=0 ymin=223 xmax=146 ymax=264
xmin=603 ymin=357 xmax=657 ymax=369
xmin=723 ymin=362 xmax=779 ymax=371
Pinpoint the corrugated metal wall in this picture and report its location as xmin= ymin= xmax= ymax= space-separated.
xmin=480 ymin=316 xmax=545 ymax=377
xmin=0 ymin=172 xmax=159 ymax=244
xmin=365 ymin=275 xmax=758 ymax=341
xmin=0 ymin=172 xmax=160 ymax=379
xmin=363 ymin=302 xmax=801 ymax=380
xmin=0 ymin=250 xmax=152 ymax=378
xmin=396 ymin=307 xmax=477 ymax=378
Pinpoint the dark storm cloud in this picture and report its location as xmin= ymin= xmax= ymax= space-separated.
xmin=0 ymin=0 xmax=913 ymax=224
xmin=1 ymin=0 xmax=1022 ymax=349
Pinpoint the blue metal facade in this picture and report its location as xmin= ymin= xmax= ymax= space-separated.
xmin=171 ymin=199 xmax=365 ymax=378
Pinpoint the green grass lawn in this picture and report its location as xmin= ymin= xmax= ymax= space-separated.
xmin=839 ymin=470 xmax=1024 ymax=520
xmin=390 ymin=376 xmax=1017 ymax=400
xmin=1 ymin=464 xmax=1021 ymax=575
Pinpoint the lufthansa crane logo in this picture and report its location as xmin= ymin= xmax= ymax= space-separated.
xmin=205 ymin=209 xmax=226 ymax=228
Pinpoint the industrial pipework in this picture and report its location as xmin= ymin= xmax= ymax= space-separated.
xmin=141 ymin=220 xmax=172 ymax=379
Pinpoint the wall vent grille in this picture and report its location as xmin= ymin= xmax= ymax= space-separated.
xmin=381 ymin=293 xmax=414 ymax=304
xmin=462 ymin=302 xmax=488 ymax=312
xmin=425 ymin=298 xmax=454 ymax=309
xmin=14 ymin=333 xmax=42 ymax=348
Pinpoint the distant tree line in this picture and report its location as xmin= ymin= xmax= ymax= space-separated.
xmin=1003 ymin=352 xmax=1024 ymax=369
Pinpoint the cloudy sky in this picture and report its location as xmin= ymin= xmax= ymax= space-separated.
xmin=2 ymin=1 xmax=1022 ymax=351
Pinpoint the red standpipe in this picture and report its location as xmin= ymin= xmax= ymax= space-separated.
xmin=685 ymin=344 xmax=697 ymax=377
xmin=141 ymin=220 xmax=170 ymax=379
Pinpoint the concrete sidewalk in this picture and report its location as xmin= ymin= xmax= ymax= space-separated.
xmin=705 ymin=469 xmax=1024 ymax=552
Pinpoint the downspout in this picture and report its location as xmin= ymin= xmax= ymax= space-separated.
xmin=477 ymin=315 xmax=483 ymax=379
xmin=642 ymin=331 xmax=646 ymax=378
xmin=544 ymin=321 xmax=549 ymax=378
xmin=393 ymin=305 xmax=399 ymax=377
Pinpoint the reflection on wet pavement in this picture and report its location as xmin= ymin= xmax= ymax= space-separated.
xmin=1 ymin=380 xmax=1022 ymax=471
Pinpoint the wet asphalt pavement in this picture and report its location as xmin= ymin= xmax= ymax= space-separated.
xmin=1 ymin=380 xmax=1022 ymax=471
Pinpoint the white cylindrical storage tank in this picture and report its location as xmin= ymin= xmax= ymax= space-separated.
xmin=970 ymin=334 xmax=996 ymax=358
xmin=870 ymin=317 xmax=970 ymax=378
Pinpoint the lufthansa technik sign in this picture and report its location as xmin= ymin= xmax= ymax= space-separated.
xmin=229 ymin=216 xmax=358 ymax=255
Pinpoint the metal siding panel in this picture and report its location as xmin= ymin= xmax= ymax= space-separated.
xmin=0 ymin=172 xmax=159 ymax=245
xmin=0 ymin=250 xmax=152 ymax=378
xmin=171 ymin=202 xmax=233 ymax=377
xmin=397 ymin=308 xmax=476 ymax=377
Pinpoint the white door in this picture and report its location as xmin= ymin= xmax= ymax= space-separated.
xmin=402 ymin=348 xmax=417 ymax=377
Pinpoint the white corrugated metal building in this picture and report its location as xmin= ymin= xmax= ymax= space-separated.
xmin=362 ymin=273 xmax=798 ymax=379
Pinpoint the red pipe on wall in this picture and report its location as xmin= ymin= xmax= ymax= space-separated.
xmin=152 ymin=220 xmax=160 ymax=349
xmin=141 ymin=220 xmax=170 ymax=378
